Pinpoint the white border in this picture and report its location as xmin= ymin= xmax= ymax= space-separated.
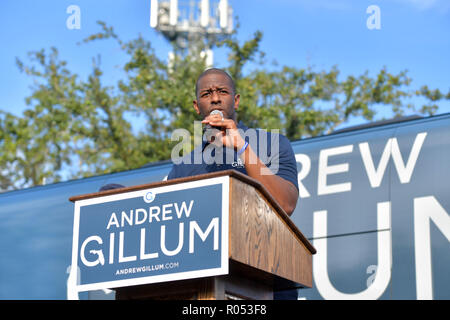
xmin=68 ymin=177 xmax=229 ymax=296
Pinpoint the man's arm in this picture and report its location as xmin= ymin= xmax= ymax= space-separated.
xmin=239 ymin=144 xmax=299 ymax=215
xmin=203 ymin=115 xmax=299 ymax=215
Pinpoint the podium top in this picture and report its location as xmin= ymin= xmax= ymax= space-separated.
xmin=69 ymin=169 xmax=316 ymax=254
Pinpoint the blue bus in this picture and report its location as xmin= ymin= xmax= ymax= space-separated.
xmin=1 ymin=113 xmax=449 ymax=299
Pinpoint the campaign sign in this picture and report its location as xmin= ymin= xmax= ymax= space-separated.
xmin=70 ymin=177 xmax=229 ymax=292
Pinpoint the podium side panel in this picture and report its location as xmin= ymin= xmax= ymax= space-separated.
xmin=229 ymin=178 xmax=312 ymax=287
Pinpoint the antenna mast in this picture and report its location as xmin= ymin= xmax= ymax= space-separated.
xmin=150 ymin=0 xmax=234 ymax=67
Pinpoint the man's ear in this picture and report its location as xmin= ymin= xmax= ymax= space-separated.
xmin=193 ymin=100 xmax=200 ymax=115
xmin=234 ymin=94 xmax=240 ymax=111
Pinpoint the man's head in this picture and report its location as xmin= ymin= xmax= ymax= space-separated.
xmin=194 ymin=68 xmax=240 ymax=121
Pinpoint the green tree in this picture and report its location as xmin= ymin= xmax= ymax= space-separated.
xmin=1 ymin=22 xmax=448 ymax=191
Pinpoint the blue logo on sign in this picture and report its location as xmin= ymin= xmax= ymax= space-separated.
xmin=144 ymin=191 xmax=155 ymax=203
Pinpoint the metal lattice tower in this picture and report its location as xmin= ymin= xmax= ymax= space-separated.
xmin=150 ymin=0 xmax=234 ymax=66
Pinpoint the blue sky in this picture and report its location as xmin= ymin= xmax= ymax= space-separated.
xmin=1 ymin=0 xmax=449 ymax=128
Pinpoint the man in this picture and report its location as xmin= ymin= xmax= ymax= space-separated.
xmin=168 ymin=68 xmax=299 ymax=216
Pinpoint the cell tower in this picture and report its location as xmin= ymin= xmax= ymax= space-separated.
xmin=150 ymin=0 xmax=234 ymax=67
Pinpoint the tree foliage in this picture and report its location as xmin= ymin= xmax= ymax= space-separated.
xmin=1 ymin=22 xmax=449 ymax=191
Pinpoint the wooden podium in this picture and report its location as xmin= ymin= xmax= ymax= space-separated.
xmin=70 ymin=170 xmax=315 ymax=300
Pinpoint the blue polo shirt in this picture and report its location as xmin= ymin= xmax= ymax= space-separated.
xmin=167 ymin=122 xmax=299 ymax=192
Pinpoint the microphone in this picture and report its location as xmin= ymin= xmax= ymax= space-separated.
xmin=205 ymin=110 xmax=224 ymax=130
xmin=210 ymin=110 xmax=224 ymax=118
xmin=203 ymin=110 xmax=224 ymax=142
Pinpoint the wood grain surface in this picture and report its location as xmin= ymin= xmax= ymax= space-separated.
xmin=229 ymin=178 xmax=313 ymax=288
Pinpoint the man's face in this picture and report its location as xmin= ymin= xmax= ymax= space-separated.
xmin=193 ymin=72 xmax=240 ymax=121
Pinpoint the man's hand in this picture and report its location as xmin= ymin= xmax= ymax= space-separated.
xmin=203 ymin=113 xmax=298 ymax=215
xmin=202 ymin=113 xmax=246 ymax=151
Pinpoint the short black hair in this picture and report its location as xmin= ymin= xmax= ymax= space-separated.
xmin=195 ymin=68 xmax=236 ymax=98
